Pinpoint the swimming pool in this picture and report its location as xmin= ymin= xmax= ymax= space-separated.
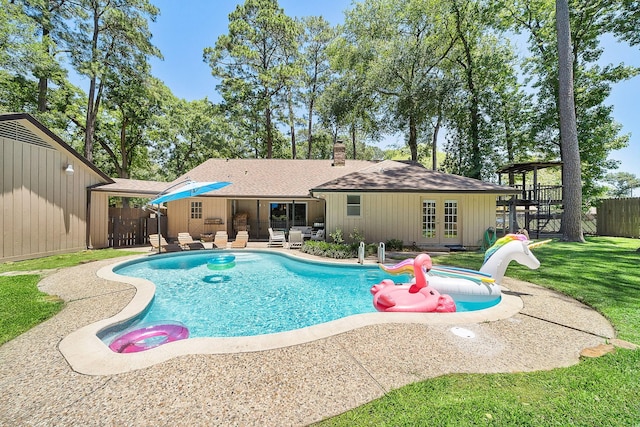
xmin=102 ymin=250 xmax=500 ymax=341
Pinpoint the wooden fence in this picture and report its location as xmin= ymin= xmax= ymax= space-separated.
xmin=108 ymin=207 xmax=150 ymax=247
xmin=597 ymin=198 xmax=640 ymax=238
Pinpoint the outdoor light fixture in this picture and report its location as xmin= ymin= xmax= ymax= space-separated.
xmin=64 ymin=164 xmax=74 ymax=175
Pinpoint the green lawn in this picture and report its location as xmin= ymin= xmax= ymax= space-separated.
xmin=0 ymin=248 xmax=141 ymax=345
xmin=0 ymin=274 xmax=64 ymax=345
xmin=316 ymin=236 xmax=640 ymax=426
xmin=0 ymin=248 xmax=142 ymax=274
xmin=2 ymin=239 xmax=639 ymax=425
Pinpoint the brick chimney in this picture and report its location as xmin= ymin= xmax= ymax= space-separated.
xmin=333 ymin=140 xmax=346 ymax=166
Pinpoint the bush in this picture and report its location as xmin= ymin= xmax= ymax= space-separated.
xmin=385 ymin=239 xmax=404 ymax=251
xmin=329 ymin=228 xmax=344 ymax=244
xmin=300 ymin=241 xmax=357 ymax=259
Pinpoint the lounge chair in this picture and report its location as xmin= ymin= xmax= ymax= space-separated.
xmin=311 ymin=229 xmax=325 ymax=241
xmin=268 ymin=228 xmax=286 ymax=247
xmin=149 ymin=234 xmax=183 ymax=253
xmin=177 ymin=232 xmax=196 ymax=248
xmin=288 ymin=229 xmax=303 ymax=249
xmin=186 ymin=242 xmax=205 ymax=250
xmin=230 ymin=231 xmax=249 ymax=248
xmin=213 ymin=231 xmax=228 ymax=249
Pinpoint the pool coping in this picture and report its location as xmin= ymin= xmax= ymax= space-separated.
xmin=58 ymin=250 xmax=524 ymax=376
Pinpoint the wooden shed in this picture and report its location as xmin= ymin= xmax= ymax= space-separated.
xmin=0 ymin=113 xmax=113 ymax=262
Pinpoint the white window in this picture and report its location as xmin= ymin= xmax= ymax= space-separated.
xmin=444 ymin=200 xmax=458 ymax=238
xmin=190 ymin=201 xmax=202 ymax=219
xmin=347 ymin=195 xmax=361 ymax=216
xmin=422 ymin=200 xmax=436 ymax=238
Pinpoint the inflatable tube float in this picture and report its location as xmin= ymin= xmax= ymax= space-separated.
xmin=108 ymin=321 xmax=189 ymax=353
xmin=207 ymin=254 xmax=236 ymax=270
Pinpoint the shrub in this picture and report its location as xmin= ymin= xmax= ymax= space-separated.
xmin=300 ymin=241 xmax=357 ymax=259
xmin=385 ymin=239 xmax=404 ymax=251
xmin=329 ymin=228 xmax=344 ymax=244
xmin=349 ymin=228 xmax=365 ymax=243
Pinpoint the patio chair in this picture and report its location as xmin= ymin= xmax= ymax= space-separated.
xmin=213 ymin=231 xmax=228 ymax=249
xmin=310 ymin=229 xmax=325 ymax=241
xmin=268 ymin=228 xmax=286 ymax=247
xmin=149 ymin=234 xmax=183 ymax=253
xmin=186 ymin=242 xmax=205 ymax=250
xmin=288 ymin=229 xmax=303 ymax=249
xmin=230 ymin=231 xmax=249 ymax=248
xmin=177 ymin=232 xmax=196 ymax=248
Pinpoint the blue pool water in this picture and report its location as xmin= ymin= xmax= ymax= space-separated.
xmin=108 ymin=251 xmax=498 ymax=338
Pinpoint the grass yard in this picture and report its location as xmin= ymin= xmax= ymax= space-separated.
xmin=0 ymin=275 xmax=64 ymax=345
xmin=316 ymin=236 xmax=640 ymax=426
xmin=1 ymin=238 xmax=639 ymax=425
xmin=0 ymin=248 xmax=141 ymax=345
xmin=0 ymin=248 xmax=142 ymax=274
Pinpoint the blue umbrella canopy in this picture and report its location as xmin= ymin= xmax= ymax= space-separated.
xmin=150 ymin=181 xmax=231 ymax=205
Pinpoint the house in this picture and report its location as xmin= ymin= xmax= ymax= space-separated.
xmin=0 ymin=113 xmax=113 ymax=262
xmin=1 ymin=113 xmax=518 ymax=261
xmin=127 ymin=143 xmax=517 ymax=248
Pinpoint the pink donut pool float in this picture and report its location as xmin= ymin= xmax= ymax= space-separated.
xmin=108 ymin=321 xmax=189 ymax=353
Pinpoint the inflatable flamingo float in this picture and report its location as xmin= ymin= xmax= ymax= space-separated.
xmin=370 ymin=254 xmax=456 ymax=312
xmin=379 ymin=233 xmax=551 ymax=304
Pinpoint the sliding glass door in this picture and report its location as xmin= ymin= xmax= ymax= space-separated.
xmin=269 ymin=202 xmax=307 ymax=229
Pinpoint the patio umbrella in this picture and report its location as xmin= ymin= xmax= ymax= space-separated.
xmin=149 ymin=180 xmax=231 ymax=253
xmin=150 ymin=181 xmax=231 ymax=205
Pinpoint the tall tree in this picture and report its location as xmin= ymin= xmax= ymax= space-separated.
xmin=18 ymin=0 xmax=74 ymax=112
xmin=299 ymin=16 xmax=335 ymax=159
xmin=150 ymin=96 xmax=236 ymax=178
xmin=66 ymin=0 xmax=160 ymax=162
xmin=556 ymin=0 xmax=584 ymax=242
xmin=496 ymin=0 xmax=638 ymax=206
xmin=205 ymin=0 xmax=301 ymax=158
xmin=604 ymin=172 xmax=640 ymax=197
xmin=336 ymin=0 xmax=457 ymax=161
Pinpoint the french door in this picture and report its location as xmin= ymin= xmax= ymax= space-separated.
xmin=421 ymin=198 xmax=461 ymax=245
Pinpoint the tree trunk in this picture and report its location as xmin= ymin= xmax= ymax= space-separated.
xmin=265 ymin=105 xmax=273 ymax=158
xmin=556 ymin=0 xmax=585 ymax=242
xmin=431 ymin=108 xmax=442 ymax=170
xmin=408 ymin=114 xmax=418 ymax=161
xmin=288 ymin=92 xmax=296 ymax=159
xmin=83 ymin=10 xmax=101 ymax=162
xmin=307 ymin=100 xmax=314 ymax=159
xmin=351 ymin=122 xmax=356 ymax=159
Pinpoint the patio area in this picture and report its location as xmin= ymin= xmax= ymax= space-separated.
xmin=0 ymin=246 xmax=616 ymax=426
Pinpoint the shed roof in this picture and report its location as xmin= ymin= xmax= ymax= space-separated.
xmin=0 ymin=113 xmax=113 ymax=183
xmin=91 ymin=178 xmax=174 ymax=197
xmin=497 ymin=161 xmax=563 ymax=175
xmin=312 ymin=160 xmax=518 ymax=194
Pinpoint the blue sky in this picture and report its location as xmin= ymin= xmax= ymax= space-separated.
xmin=147 ymin=0 xmax=640 ymax=179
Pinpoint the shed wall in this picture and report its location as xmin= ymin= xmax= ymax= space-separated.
xmin=1 ymin=135 xmax=102 ymax=261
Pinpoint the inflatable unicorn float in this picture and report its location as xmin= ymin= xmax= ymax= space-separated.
xmin=371 ymin=233 xmax=550 ymax=313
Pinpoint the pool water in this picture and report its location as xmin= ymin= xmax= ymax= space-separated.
xmin=108 ymin=251 xmax=498 ymax=339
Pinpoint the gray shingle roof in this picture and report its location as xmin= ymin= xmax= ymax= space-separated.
xmin=91 ymin=159 xmax=517 ymax=198
xmin=175 ymin=158 xmax=377 ymax=198
xmin=311 ymin=160 xmax=518 ymax=194
xmin=92 ymin=178 xmax=174 ymax=196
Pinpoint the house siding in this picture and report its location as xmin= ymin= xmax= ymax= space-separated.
xmin=1 ymin=133 xmax=104 ymax=261
xmin=324 ymin=192 xmax=497 ymax=248
xmin=89 ymin=192 xmax=109 ymax=249
xmin=165 ymin=197 xmax=327 ymax=240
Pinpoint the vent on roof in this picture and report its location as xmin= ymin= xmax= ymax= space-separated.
xmin=0 ymin=120 xmax=54 ymax=150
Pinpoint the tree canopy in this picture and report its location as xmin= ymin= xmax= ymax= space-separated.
xmin=1 ymin=0 xmax=638 ymax=223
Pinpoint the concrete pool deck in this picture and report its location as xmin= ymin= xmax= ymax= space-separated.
xmin=0 ymin=245 xmax=618 ymax=426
